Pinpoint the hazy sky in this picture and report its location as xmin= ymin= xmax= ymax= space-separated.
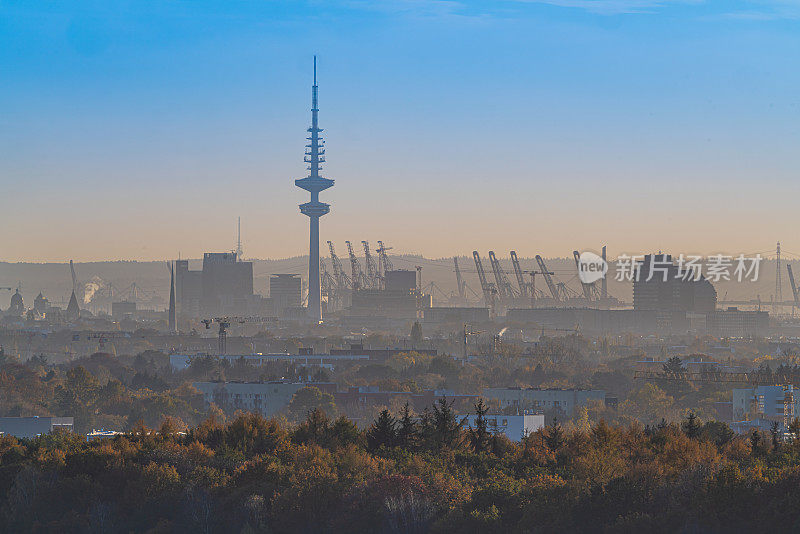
xmin=1 ymin=0 xmax=799 ymax=262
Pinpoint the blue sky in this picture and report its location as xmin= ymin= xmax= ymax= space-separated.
xmin=1 ymin=0 xmax=798 ymax=261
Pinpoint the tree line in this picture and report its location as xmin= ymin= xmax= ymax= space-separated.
xmin=1 ymin=401 xmax=800 ymax=532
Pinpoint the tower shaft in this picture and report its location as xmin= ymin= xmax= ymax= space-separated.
xmin=295 ymin=56 xmax=334 ymax=322
xmin=168 ymin=261 xmax=176 ymax=333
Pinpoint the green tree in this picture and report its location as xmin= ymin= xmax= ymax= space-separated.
xmin=469 ymin=399 xmax=491 ymax=453
xmin=750 ymin=429 xmax=763 ymax=456
xmin=410 ymin=321 xmax=423 ymax=348
xmin=396 ymin=402 xmax=418 ymax=450
xmin=428 ymin=398 xmax=464 ymax=450
xmin=663 ymin=356 xmax=684 ymax=375
xmin=770 ymin=421 xmax=781 ymax=450
xmin=683 ymin=411 xmax=701 ymax=439
xmin=544 ymin=419 xmax=565 ymax=452
xmin=366 ymin=409 xmax=397 ymax=451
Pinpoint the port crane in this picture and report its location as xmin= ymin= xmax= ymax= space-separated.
xmin=488 ymin=251 xmax=518 ymax=305
xmin=363 ymin=241 xmax=380 ymax=288
xmin=472 ymin=251 xmax=497 ymax=314
xmin=787 ymin=264 xmax=800 ymax=313
xmin=376 ymin=241 xmax=393 ymax=280
xmin=327 ymin=241 xmax=352 ymax=292
xmin=573 ymin=250 xmax=600 ymax=302
xmin=346 ymin=241 xmax=369 ymax=290
xmin=453 ymin=257 xmax=467 ymax=300
xmin=535 ymin=255 xmax=562 ymax=302
xmin=510 ymin=251 xmax=529 ymax=298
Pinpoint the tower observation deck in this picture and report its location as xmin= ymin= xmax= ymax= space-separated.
xmin=295 ymin=56 xmax=334 ymax=322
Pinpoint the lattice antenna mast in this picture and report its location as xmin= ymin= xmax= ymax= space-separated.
xmin=235 ymin=217 xmax=243 ymax=260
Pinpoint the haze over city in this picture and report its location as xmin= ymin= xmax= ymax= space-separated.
xmin=3 ymin=0 xmax=799 ymax=262
xmin=6 ymin=2 xmax=800 ymax=532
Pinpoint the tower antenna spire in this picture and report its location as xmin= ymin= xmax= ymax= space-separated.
xmin=295 ymin=56 xmax=334 ymax=323
xmin=235 ymin=216 xmax=243 ymax=260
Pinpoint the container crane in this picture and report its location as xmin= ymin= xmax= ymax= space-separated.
xmin=488 ymin=251 xmax=518 ymax=304
xmin=573 ymin=250 xmax=600 ymax=302
xmin=320 ymin=259 xmax=338 ymax=310
xmin=454 ymin=257 xmax=466 ymax=300
xmin=472 ymin=251 xmax=497 ymax=311
xmin=327 ymin=241 xmax=351 ymax=291
xmin=510 ymin=251 xmax=528 ymax=298
xmin=376 ymin=241 xmax=393 ymax=279
xmin=787 ymin=264 xmax=800 ymax=312
xmin=345 ymin=241 xmax=368 ymax=290
xmin=362 ymin=241 xmax=380 ymax=288
xmin=535 ymin=255 xmax=561 ymax=302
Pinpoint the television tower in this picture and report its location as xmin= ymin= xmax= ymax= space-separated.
xmin=295 ymin=56 xmax=334 ymax=322
xmin=776 ymin=241 xmax=783 ymax=313
xmin=235 ymin=217 xmax=243 ymax=260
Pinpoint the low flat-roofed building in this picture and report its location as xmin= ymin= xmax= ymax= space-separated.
xmin=192 ymin=381 xmax=337 ymax=418
xmin=0 ymin=416 xmax=74 ymax=438
xmin=708 ymin=308 xmax=769 ymax=338
xmin=463 ymin=413 xmax=545 ymax=442
xmin=334 ymin=387 xmax=478 ymax=414
xmin=482 ymin=387 xmax=606 ymax=417
xmin=731 ymin=385 xmax=798 ymax=422
xmin=424 ymin=307 xmax=490 ymax=325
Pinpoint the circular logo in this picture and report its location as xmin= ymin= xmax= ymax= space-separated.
xmin=578 ymin=251 xmax=608 ymax=284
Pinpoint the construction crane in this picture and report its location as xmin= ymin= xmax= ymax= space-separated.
xmin=510 ymin=251 xmax=528 ymax=298
xmin=462 ymin=323 xmax=482 ymax=360
xmin=573 ymin=250 xmax=600 ymax=302
xmin=362 ymin=241 xmax=380 ymax=288
xmin=202 ymin=318 xmax=231 ymax=355
xmin=472 ymin=251 xmax=497 ymax=311
xmin=201 ymin=316 xmax=276 ymax=355
xmin=376 ymin=241 xmax=393 ymax=278
xmin=535 ymin=255 xmax=561 ymax=302
xmin=346 ymin=241 xmax=368 ymax=290
xmin=454 ymin=257 xmax=466 ymax=300
xmin=82 ymin=331 xmax=131 ymax=351
xmin=787 ymin=264 xmax=800 ymax=312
